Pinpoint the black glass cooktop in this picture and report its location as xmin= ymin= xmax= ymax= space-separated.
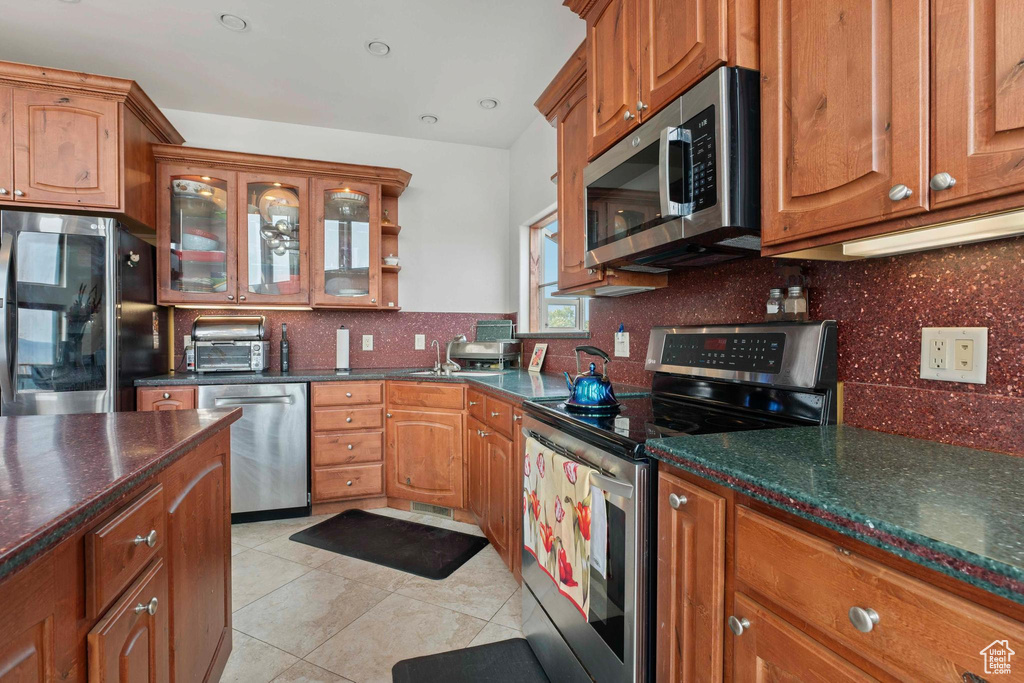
xmin=532 ymin=394 xmax=798 ymax=446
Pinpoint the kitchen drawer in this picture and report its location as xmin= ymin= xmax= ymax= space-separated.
xmin=313 ymin=406 xmax=384 ymax=432
xmin=467 ymin=389 xmax=486 ymax=423
xmin=734 ymin=506 xmax=1024 ymax=682
xmin=387 ymin=381 xmax=465 ymax=411
xmin=313 ymin=431 xmax=383 ymax=466
xmin=313 ymin=381 xmax=383 ymax=407
xmin=313 ymin=463 xmax=384 ymax=501
xmin=85 ymin=485 xmax=166 ymax=619
xmin=137 ymin=386 xmax=195 ymax=411
xmin=484 ymin=396 xmax=514 ymax=438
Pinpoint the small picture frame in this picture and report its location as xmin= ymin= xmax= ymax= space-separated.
xmin=528 ymin=343 xmax=548 ymax=373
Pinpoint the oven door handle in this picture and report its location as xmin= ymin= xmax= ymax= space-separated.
xmin=522 ymin=428 xmax=634 ymax=500
xmin=659 ymin=125 xmax=693 ymax=219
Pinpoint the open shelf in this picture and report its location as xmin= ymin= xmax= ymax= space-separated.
xmin=381 ymin=264 xmax=402 ymax=273
xmin=381 ymin=223 xmax=402 ymax=236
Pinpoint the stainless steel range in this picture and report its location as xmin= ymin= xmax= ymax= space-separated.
xmin=520 ymin=321 xmax=838 ymax=683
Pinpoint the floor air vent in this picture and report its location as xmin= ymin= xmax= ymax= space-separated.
xmin=410 ymin=502 xmax=454 ymax=519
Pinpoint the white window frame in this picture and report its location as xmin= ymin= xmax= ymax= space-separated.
xmin=530 ymin=213 xmax=587 ymax=334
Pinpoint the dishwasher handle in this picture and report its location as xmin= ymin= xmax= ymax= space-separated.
xmin=213 ymin=395 xmax=295 ymax=407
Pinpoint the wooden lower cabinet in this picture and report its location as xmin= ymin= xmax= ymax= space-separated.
xmin=484 ymin=430 xmax=513 ymax=568
xmin=0 ymin=427 xmax=231 ymax=683
xmin=385 ymin=408 xmax=464 ymax=508
xmin=88 ymin=560 xmax=170 ymax=683
xmin=467 ymin=417 xmax=487 ymax=521
xmin=731 ymin=592 xmax=873 ymax=682
xmin=656 ymin=470 xmax=725 ymax=683
xmin=137 ymin=386 xmax=196 ymax=411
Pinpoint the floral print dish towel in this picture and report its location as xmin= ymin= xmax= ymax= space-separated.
xmin=523 ymin=437 xmax=596 ymax=619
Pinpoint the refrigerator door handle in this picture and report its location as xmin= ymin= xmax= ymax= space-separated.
xmin=0 ymin=231 xmax=14 ymax=404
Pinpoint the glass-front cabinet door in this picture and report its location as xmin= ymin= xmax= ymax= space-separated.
xmin=237 ymin=173 xmax=309 ymax=304
xmin=312 ymin=179 xmax=381 ymax=307
xmin=157 ymin=164 xmax=237 ymax=305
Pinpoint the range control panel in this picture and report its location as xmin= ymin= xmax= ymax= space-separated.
xmin=661 ymin=333 xmax=786 ymax=374
xmin=685 ymin=105 xmax=718 ymax=213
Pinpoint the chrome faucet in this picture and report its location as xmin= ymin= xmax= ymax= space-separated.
xmin=441 ymin=334 xmax=467 ymax=375
xmin=430 ymin=339 xmax=442 ymax=373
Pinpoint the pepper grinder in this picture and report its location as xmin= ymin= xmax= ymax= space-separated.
xmin=280 ymin=323 xmax=290 ymax=372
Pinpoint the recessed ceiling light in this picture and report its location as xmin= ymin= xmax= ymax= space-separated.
xmin=478 ymin=98 xmax=500 ymax=110
xmin=218 ymin=13 xmax=248 ymax=31
xmin=419 ymin=114 xmax=439 ymax=124
xmin=365 ymin=41 xmax=391 ymax=57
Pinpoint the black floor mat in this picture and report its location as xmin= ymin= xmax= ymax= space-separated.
xmin=289 ymin=509 xmax=489 ymax=580
xmin=392 ymin=638 xmax=549 ymax=683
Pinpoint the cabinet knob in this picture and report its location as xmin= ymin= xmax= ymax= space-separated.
xmin=346 ymin=480 xmax=353 ymax=486
xmin=480 ymin=430 xmax=491 ymax=437
xmin=347 ymin=444 xmax=353 ymax=450
xmin=668 ymin=493 xmax=687 ymax=509
xmin=133 ymin=529 xmax=158 ymax=547
xmin=346 ymin=417 xmax=352 ymax=423
xmin=134 ymin=597 xmax=158 ymax=616
xmin=491 ymin=411 xmax=500 ymax=417
xmin=513 ymin=415 xmax=522 ymax=422
xmin=227 ymin=295 xmax=235 ymax=301
xmin=162 ymin=392 xmax=170 ymax=399
xmin=728 ymin=615 xmax=750 ymax=636
xmin=386 ymin=413 xmax=393 ymax=418
xmin=239 ymin=295 xmax=246 ymax=301
xmin=13 ymin=190 xmax=24 ymax=197
xmin=637 ymin=100 xmax=648 ymax=112
xmin=623 ymin=110 xmax=636 ymax=121
xmin=0 ymin=188 xmax=7 ymax=195
xmin=929 ymin=172 xmax=957 ymax=191
xmin=888 ymin=184 xmax=913 ymax=201
xmin=345 ymin=392 xmax=352 ymax=397
xmin=848 ymin=606 xmax=880 ymax=633
xmin=371 ymin=298 xmax=377 ymax=303
xmin=469 ymin=401 xmax=478 ymax=406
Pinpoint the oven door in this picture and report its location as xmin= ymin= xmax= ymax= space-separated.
xmin=521 ymin=415 xmax=648 ymax=683
xmin=195 ymin=342 xmax=254 ymax=372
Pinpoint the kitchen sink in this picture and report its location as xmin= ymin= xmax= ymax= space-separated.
xmin=408 ymin=370 xmax=506 ymax=377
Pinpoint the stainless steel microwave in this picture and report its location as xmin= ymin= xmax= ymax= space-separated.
xmin=583 ymin=66 xmax=760 ymax=270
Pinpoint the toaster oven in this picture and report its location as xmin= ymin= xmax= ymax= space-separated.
xmin=192 ymin=315 xmax=269 ymax=373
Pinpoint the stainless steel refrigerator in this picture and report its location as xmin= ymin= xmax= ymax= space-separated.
xmin=0 ymin=211 xmax=169 ymax=415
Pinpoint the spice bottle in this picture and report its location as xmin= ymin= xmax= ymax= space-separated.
xmin=766 ymin=288 xmax=785 ymax=321
xmin=783 ymin=286 xmax=809 ymax=321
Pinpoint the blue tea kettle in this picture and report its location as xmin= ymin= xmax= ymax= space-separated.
xmin=564 ymin=346 xmax=620 ymax=415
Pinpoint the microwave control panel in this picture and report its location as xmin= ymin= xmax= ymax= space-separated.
xmin=661 ymin=332 xmax=785 ymax=374
xmin=685 ymin=105 xmax=718 ymax=213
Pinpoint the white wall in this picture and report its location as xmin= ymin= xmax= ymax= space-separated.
xmin=163 ymin=109 xmax=511 ymax=313
xmin=507 ymin=113 xmax=558 ymax=320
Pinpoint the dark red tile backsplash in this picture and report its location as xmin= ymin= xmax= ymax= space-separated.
xmin=524 ymin=236 xmax=1024 ymax=455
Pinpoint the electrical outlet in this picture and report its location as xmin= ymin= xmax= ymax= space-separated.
xmin=614 ymin=332 xmax=630 ymax=358
xmin=414 ymin=334 xmax=425 ymax=350
xmin=362 ymin=334 xmax=373 ymax=351
xmin=920 ymin=327 xmax=987 ymax=384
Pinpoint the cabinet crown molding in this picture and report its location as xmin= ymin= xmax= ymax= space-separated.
xmin=0 ymin=59 xmax=184 ymax=145
xmin=563 ymin=0 xmax=602 ymax=18
xmin=152 ymin=144 xmax=412 ymax=197
xmin=536 ymin=40 xmax=587 ymax=122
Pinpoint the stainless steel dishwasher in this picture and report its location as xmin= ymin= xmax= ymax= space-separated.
xmin=197 ymin=383 xmax=308 ymax=516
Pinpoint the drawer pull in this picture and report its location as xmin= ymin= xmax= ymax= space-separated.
xmin=347 ymin=444 xmax=354 ymax=450
xmin=134 ymin=597 xmax=158 ymax=616
xmin=480 ymin=430 xmax=491 ymax=437
xmin=346 ymin=417 xmax=353 ymax=423
xmin=133 ymin=530 xmax=158 ymax=547
xmin=491 ymin=411 xmax=500 ymax=417
xmin=930 ymin=172 xmax=957 ymax=191
xmin=346 ymin=392 xmax=352 ymax=398
xmin=513 ymin=415 xmax=522 ymax=421
xmin=469 ymin=401 xmax=478 ymax=406
xmin=387 ymin=413 xmax=393 ymax=418
xmin=728 ymin=615 xmax=750 ymax=636
xmin=888 ymin=184 xmax=913 ymax=201
xmin=346 ymin=480 xmax=353 ymax=486
xmin=848 ymin=606 xmax=880 ymax=633
xmin=162 ymin=392 xmax=170 ymax=399
xmin=668 ymin=493 xmax=687 ymax=509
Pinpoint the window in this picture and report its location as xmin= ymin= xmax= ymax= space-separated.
xmin=529 ymin=212 xmax=589 ymax=333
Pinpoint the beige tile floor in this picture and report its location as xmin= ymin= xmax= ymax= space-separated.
xmin=222 ymin=508 xmax=524 ymax=683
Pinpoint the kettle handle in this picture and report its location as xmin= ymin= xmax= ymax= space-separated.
xmin=574 ymin=345 xmax=611 ymax=376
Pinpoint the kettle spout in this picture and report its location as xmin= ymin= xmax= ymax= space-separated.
xmin=563 ymin=371 xmax=574 ymax=392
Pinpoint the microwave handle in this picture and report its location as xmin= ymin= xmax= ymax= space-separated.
xmin=659 ymin=126 xmax=693 ymax=218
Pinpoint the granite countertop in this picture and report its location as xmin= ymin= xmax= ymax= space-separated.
xmin=135 ymin=368 xmax=650 ymax=403
xmin=0 ymin=408 xmax=241 ymax=581
xmin=646 ymin=425 xmax=1024 ymax=604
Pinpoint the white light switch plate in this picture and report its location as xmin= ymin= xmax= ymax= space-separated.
xmin=414 ymin=334 xmax=425 ymax=350
xmin=920 ymin=327 xmax=987 ymax=384
xmin=362 ymin=334 xmax=374 ymax=351
xmin=614 ymin=332 xmax=629 ymax=358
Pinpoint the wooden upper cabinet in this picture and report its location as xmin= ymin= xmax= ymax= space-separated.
xmin=0 ymin=87 xmax=12 ymax=201
xmin=312 ymin=178 xmax=382 ymax=308
xmin=638 ymin=0 xmax=727 ymax=116
xmin=237 ymin=172 xmax=310 ymax=305
xmin=588 ymin=0 xmax=640 ymax=158
xmin=157 ymin=164 xmax=238 ymax=305
xmin=731 ymin=592 xmax=874 ymax=682
xmin=931 ymin=0 xmax=1024 ymax=209
xmin=558 ymin=79 xmax=604 ymax=290
xmin=760 ymin=0 xmax=929 ymax=246
xmin=12 ymin=89 xmax=119 ymax=208
xmin=656 ymin=471 xmax=725 ymax=683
